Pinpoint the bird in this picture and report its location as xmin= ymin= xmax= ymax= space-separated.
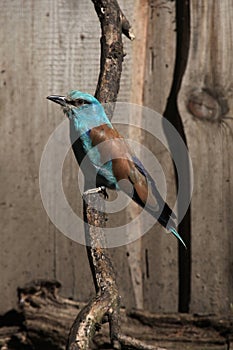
xmin=47 ymin=90 xmax=186 ymax=247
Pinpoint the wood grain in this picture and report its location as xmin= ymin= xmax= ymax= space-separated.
xmin=0 ymin=0 xmax=134 ymax=314
xmin=142 ymin=0 xmax=179 ymax=312
xmin=0 ymin=0 xmax=232 ymax=317
xmin=178 ymin=0 xmax=233 ymax=313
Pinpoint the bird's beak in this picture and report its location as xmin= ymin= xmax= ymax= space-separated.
xmin=47 ymin=95 xmax=67 ymax=107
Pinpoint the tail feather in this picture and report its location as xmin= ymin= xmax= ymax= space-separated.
xmin=130 ymin=156 xmax=186 ymax=248
xmin=167 ymin=226 xmax=187 ymax=249
xmin=157 ymin=204 xmax=187 ymax=248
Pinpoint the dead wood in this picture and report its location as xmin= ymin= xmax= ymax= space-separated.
xmin=1 ymin=280 xmax=229 ymax=350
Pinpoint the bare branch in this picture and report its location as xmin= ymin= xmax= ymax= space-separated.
xmin=92 ymin=0 xmax=135 ymax=115
xmin=67 ymin=191 xmax=121 ymax=349
xmin=67 ymin=1 xmax=134 ymax=349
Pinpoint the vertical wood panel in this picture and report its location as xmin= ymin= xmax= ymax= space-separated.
xmin=0 ymin=0 xmax=57 ymax=313
xmin=0 ymin=0 xmax=136 ymax=313
xmin=178 ymin=0 xmax=233 ymax=313
xmin=142 ymin=0 xmax=178 ymax=312
xmin=92 ymin=0 xmax=138 ymax=310
xmin=44 ymin=0 xmax=101 ymax=306
xmin=1 ymin=0 xmax=231 ymax=316
xmin=125 ymin=0 xmax=149 ymax=309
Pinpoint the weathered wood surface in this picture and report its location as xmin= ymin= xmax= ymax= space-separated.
xmin=142 ymin=0 xmax=179 ymax=312
xmin=124 ymin=0 xmax=149 ymax=310
xmin=0 ymin=0 xmax=232 ymax=317
xmin=0 ymin=0 xmax=136 ymax=314
xmin=178 ymin=0 xmax=233 ymax=313
xmin=1 ymin=281 xmax=232 ymax=350
xmin=0 ymin=0 xmax=181 ymax=315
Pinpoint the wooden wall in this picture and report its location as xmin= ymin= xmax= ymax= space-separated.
xmin=0 ymin=0 xmax=232 ymax=315
xmin=178 ymin=0 xmax=233 ymax=313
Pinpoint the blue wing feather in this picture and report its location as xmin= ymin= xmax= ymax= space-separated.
xmin=132 ymin=156 xmax=186 ymax=248
xmin=131 ymin=155 xmax=176 ymax=219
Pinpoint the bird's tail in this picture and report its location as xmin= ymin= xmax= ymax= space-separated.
xmin=158 ymin=203 xmax=187 ymax=248
xmin=167 ymin=226 xmax=187 ymax=249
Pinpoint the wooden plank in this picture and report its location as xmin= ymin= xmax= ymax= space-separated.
xmin=178 ymin=0 xmax=233 ymax=313
xmin=49 ymin=0 xmax=138 ymax=309
xmin=0 ymin=0 xmax=56 ymax=314
xmin=125 ymin=0 xmax=150 ymax=310
xmin=45 ymin=0 xmax=102 ymax=302
xmin=142 ymin=0 xmax=179 ymax=312
xmin=0 ymin=0 xmax=138 ymax=313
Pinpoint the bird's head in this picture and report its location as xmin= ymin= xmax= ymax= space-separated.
xmin=47 ymin=90 xmax=112 ymax=134
xmin=47 ymin=90 xmax=102 ymax=120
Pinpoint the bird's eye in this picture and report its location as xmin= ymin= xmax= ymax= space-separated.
xmin=67 ymin=99 xmax=90 ymax=107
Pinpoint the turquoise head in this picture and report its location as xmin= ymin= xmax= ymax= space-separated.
xmin=47 ymin=90 xmax=111 ymax=133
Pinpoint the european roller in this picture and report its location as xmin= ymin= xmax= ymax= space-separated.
xmin=47 ymin=90 xmax=186 ymax=247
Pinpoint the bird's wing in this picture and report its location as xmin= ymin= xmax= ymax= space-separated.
xmin=89 ymin=124 xmax=187 ymax=247
xmin=89 ymin=124 xmax=161 ymax=212
xmin=131 ymin=155 xmax=176 ymax=220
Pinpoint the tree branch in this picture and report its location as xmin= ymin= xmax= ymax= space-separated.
xmin=67 ymin=191 xmax=120 ymax=349
xmin=92 ymin=0 xmax=134 ymax=117
xmin=67 ymin=1 xmax=134 ymax=349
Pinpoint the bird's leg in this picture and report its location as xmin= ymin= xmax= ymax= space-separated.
xmin=83 ymin=186 xmax=109 ymax=199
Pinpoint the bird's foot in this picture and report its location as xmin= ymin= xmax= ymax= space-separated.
xmin=83 ymin=186 xmax=108 ymax=199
